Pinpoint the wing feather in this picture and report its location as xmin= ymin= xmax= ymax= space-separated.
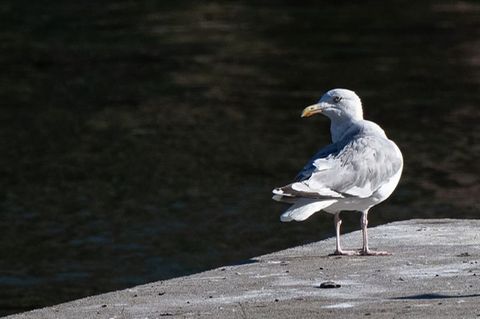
xmin=273 ymin=122 xmax=403 ymax=200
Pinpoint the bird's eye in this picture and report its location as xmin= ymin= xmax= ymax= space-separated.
xmin=333 ymin=96 xmax=342 ymax=103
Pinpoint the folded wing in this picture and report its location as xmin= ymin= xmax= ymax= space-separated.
xmin=273 ymin=129 xmax=403 ymax=203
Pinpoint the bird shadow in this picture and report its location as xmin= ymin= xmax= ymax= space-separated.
xmin=391 ymin=293 xmax=480 ymax=300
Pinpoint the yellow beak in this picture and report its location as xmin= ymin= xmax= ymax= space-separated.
xmin=301 ymin=104 xmax=322 ymax=118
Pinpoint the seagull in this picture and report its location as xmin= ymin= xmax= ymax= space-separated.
xmin=272 ymin=89 xmax=403 ymax=256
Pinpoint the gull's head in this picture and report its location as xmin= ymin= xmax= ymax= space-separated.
xmin=301 ymin=88 xmax=363 ymax=121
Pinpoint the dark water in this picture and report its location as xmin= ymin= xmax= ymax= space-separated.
xmin=0 ymin=0 xmax=479 ymax=315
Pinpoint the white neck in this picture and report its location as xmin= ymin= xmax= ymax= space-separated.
xmin=330 ymin=117 xmax=358 ymax=143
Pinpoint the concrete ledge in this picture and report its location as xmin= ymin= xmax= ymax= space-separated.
xmin=7 ymin=219 xmax=480 ymax=319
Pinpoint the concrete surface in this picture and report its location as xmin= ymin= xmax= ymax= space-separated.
xmin=6 ymin=219 xmax=480 ymax=319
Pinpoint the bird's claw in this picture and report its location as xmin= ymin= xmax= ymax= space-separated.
xmin=330 ymin=250 xmax=360 ymax=256
xmin=359 ymin=249 xmax=391 ymax=256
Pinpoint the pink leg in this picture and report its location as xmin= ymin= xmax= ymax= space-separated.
xmin=331 ymin=213 xmax=359 ymax=256
xmin=360 ymin=210 xmax=390 ymax=256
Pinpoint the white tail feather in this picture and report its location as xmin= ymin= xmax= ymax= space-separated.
xmin=280 ymin=199 xmax=336 ymax=222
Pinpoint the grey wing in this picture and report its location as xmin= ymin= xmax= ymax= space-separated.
xmin=272 ymin=142 xmax=344 ymax=202
xmin=308 ymin=135 xmax=403 ymax=198
xmin=294 ymin=125 xmax=363 ymax=182
xmin=273 ymin=134 xmax=403 ymax=201
xmin=294 ymin=142 xmax=340 ymax=182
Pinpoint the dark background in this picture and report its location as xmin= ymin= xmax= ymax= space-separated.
xmin=0 ymin=0 xmax=479 ymax=316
